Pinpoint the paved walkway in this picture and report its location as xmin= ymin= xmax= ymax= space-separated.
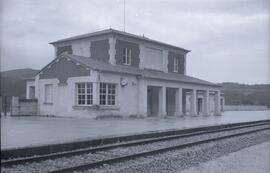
xmin=1 ymin=110 xmax=270 ymax=149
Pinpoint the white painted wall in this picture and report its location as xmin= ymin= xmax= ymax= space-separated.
xmin=36 ymin=70 xmax=141 ymax=118
xmin=36 ymin=69 xmax=97 ymax=118
xmin=34 ymin=62 xmax=221 ymax=118
xmin=99 ymin=72 xmax=139 ymax=116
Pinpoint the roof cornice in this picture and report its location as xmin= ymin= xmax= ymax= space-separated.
xmin=49 ymin=28 xmax=190 ymax=53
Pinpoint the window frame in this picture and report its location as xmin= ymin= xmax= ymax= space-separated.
xmin=173 ymin=57 xmax=179 ymax=72
xmin=99 ymin=83 xmax=117 ymax=106
xmin=29 ymin=86 xmax=35 ymax=99
xmin=76 ymin=82 xmax=93 ymax=106
xmin=44 ymin=84 xmax=53 ymax=103
xmin=123 ymin=47 xmax=131 ymax=65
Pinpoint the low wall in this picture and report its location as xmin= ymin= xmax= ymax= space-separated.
xmin=11 ymin=97 xmax=37 ymax=116
xmin=224 ymin=105 xmax=268 ymax=111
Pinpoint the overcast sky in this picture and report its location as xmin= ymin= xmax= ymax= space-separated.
xmin=1 ymin=0 xmax=269 ymax=84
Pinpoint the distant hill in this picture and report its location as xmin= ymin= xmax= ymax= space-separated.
xmin=1 ymin=68 xmax=39 ymax=98
xmin=220 ymin=82 xmax=270 ymax=107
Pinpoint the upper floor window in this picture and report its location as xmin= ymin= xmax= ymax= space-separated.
xmin=44 ymin=84 xmax=53 ymax=103
xmin=123 ymin=47 xmax=131 ymax=65
xmin=173 ymin=57 xmax=179 ymax=72
xmin=100 ymin=83 xmax=117 ymax=106
xmin=76 ymin=83 xmax=93 ymax=105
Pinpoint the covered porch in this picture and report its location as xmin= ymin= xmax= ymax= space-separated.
xmin=140 ymin=82 xmax=223 ymax=117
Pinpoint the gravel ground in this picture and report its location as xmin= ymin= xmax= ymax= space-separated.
xmin=1 ymin=125 xmax=270 ymax=173
xmin=82 ymin=129 xmax=270 ymax=173
xmin=177 ymin=141 xmax=270 ymax=173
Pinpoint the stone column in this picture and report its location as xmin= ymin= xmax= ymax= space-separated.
xmin=137 ymin=78 xmax=147 ymax=117
xmin=190 ymin=89 xmax=197 ymax=116
xmin=182 ymin=90 xmax=186 ymax=115
xmin=175 ymin=88 xmax=183 ymax=116
xmin=214 ymin=91 xmax=221 ymax=115
xmin=159 ymin=86 xmax=167 ymax=117
xmin=203 ymin=90 xmax=210 ymax=116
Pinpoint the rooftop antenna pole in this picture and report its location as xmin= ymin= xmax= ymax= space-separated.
xmin=124 ymin=0 xmax=126 ymax=32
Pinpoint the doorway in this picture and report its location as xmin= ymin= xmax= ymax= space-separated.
xmin=166 ymin=88 xmax=176 ymax=116
xmin=147 ymin=86 xmax=159 ymax=116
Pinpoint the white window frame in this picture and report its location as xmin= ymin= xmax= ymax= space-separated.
xmin=44 ymin=84 xmax=53 ymax=103
xmin=76 ymin=82 xmax=93 ymax=106
xmin=99 ymin=83 xmax=117 ymax=106
xmin=173 ymin=57 xmax=179 ymax=72
xmin=123 ymin=47 xmax=131 ymax=65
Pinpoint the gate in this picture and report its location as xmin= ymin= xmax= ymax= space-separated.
xmin=0 ymin=96 xmax=12 ymax=116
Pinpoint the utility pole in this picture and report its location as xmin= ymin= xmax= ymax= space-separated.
xmin=124 ymin=0 xmax=126 ymax=32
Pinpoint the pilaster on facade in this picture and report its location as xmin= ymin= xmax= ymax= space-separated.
xmin=108 ymin=37 xmax=116 ymax=65
xmin=190 ymin=89 xmax=197 ymax=116
xmin=175 ymin=87 xmax=183 ymax=116
xmin=184 ymin=53 xmax=187 ymax=75
xmin=163 ymin=50 xmax=168 ymax=73
xmin=139 ymin=43 xmax=145 ymax=69
xmin=159 ymin=86 xmax=167 ymax=117
xmin=88 ymin=41 xmax=92 ymax=58
xmin=92 ymin=82 xmax=99 ymax=105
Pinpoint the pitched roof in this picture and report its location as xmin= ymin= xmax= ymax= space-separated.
xmin=141 ymin=70 xmax=221 ymax=87
xmin=50 ymin=29 xmax=190 ymax=53
xmin=66 ymin=54 xmax=142 ymax=75
xmin=63 ymin=54 xmax=220 ymax=87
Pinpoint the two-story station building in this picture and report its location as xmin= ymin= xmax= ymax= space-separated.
xmin=27 ymin=29 xmax=224 ymax=118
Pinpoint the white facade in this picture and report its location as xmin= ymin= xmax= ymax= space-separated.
xmin=31 ymin=29 xmax=223 ymax=118
xmin=33 ymin=63 xmax=223 ymax=118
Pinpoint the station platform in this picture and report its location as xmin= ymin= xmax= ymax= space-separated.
xmin=1 ymin=110 xmax=270 ymax=150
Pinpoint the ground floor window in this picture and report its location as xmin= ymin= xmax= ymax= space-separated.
xmin=29 ymin=86 xmax=35 ymax=99
xmin=44 ymin=84 xmax=53 ymax=103
xmin=99 ymin=83 xmax=117 ymax=105
xmin=76 ymin=83 xmax=93 ymax=105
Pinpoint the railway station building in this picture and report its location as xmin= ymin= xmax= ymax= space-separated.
xmin=27 ymin=29 xmax=225 ymax=118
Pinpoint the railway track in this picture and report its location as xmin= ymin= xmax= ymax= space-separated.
xmin=2 ymin=120 xmax=270 ymax=173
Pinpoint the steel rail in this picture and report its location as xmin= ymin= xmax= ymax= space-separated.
xmin=48 ymin=126 xmax=270 ymax=173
